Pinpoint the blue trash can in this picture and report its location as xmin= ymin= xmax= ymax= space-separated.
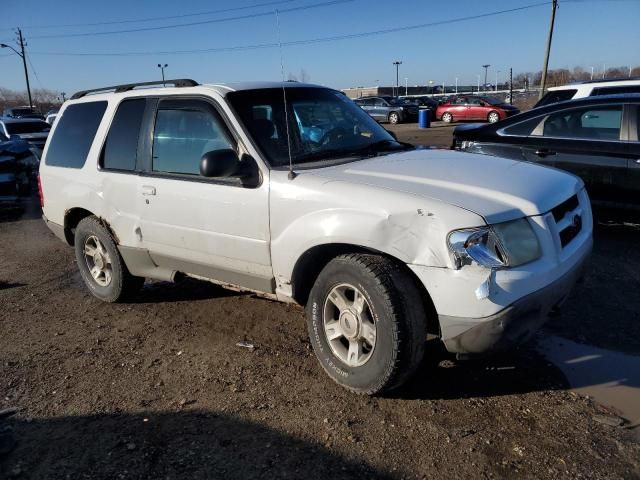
xmin=419 ymin=109 xmax=431 ymax=129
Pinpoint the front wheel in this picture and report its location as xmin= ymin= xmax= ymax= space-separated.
xmin=305 ymin=254 xmax=427 ymax=395
xmin=388 ymin=112 xmax=400 ymax=124
xmin=441 ymin=112 xmax=453 ymax=123
xmin=74 ymin=216 xmax=145 ymax=303
xmin=487 ymin=111 xmax=501 ymax=123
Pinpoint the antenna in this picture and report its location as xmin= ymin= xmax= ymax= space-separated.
xmin=275 ymin=9 xmax=296 ymax=180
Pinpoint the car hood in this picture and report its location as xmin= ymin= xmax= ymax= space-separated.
xmin=308 ymin=149 xmax=583 ymax=224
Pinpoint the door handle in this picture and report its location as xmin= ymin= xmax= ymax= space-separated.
xmin=535 ymin=149 xmax=556 ymax=158
xmin=141 ymin=185 xmax=156 ymax=196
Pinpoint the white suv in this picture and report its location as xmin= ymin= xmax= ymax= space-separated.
xmin=535 ymin=77 xmax=640 ymax=107
xmin=39 ymin=79 xmax=593 ymax=394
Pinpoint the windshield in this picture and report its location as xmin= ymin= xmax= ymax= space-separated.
xmin=5 ymin=121 xmax=51 ymax=134
xmin=227 ymin=87 xmax=407 ymax=167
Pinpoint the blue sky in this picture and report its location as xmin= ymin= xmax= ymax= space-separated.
xmin=1 ymin=0 xmax=639 ymax=95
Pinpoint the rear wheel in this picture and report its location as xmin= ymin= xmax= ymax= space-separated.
xmin=388 ymin=112 xmax=400 ymax=124
xmin=305 ymin=254 xmax=427 ymax=395
xmin=487 ymin=111 xmax=501 ymax=123
xmin=441 ymin=112 xmax=453 ymax=123
xmin=74 ymin=216 xmax=144 ymax=303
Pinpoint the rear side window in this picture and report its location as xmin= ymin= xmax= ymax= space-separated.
xmin=534 ymin=89 xmax=577 ymax=108
xmin=45 ymin=101 xmax=107 ymax=168
xmin=591 ymin=85 xmax=640 ymax=96
xmin=102 ymin=99 xmax=146 ymax=171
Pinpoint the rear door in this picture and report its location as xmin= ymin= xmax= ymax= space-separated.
xmin=136 ymin=96 xmax=273 ymax=291
xmin=624 ymin=104 xmax=640 ymax=206
xmin=521 ymin=103 xmax=630 ymax=204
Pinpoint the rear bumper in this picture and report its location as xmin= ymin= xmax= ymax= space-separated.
xmin=439 ymin=253 xmax=588 ymax=354
xmin=42 ymin=214 xmax=67 ymax=243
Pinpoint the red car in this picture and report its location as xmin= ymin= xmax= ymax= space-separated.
xmin=435 ymin=95 xmax=520 ymax=124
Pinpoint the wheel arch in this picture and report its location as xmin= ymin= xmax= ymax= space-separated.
xmin=290 ymin=242 xmax=440 ymax=336
xmin=63 ymin=208 xmax=119 ymax=247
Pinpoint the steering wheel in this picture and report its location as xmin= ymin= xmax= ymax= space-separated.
xmin=320 ymin=127 xmax=349 ymax=146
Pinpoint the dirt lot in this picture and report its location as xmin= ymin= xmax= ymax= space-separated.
xmin=1 ymin=127 xmax=640 ymax=478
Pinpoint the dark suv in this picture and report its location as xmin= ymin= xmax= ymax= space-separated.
xmin=453 ymin=94 xmax=640 ymax=210
xmin=353 ymin=96 xmax=418 ymax=124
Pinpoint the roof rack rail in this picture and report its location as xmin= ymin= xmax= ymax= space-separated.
xmin=70 ymin=79 xmax=199 ymax=100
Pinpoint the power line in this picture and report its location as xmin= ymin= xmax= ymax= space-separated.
xmin=28 ymin=0 xmax=353 ymax=39
xmin=29 ymin=2 xmax=551 ymax=57
xmin=17 ymin=0 xmax=297 ymax=29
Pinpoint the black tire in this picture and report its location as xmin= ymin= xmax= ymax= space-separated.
xmin=388 ymin=111 xmax=400 ymax=124
xmin=441 ymin=112 xmax=453 ymax=123
xmin=74 ymin=216 xmax=144 ymax=303
xmin=305 ymin=254 xmax=427 ymax=395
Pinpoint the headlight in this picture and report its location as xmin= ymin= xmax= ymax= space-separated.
xmin=447 ymin=218 xmax=541 ymax=269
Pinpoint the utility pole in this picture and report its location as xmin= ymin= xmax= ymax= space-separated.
xmin=60 ymin=92 xmax=66 ymax=102
xmin=482 ymin=64 xmax=490 ymax=91
xmin=405 ymin=77 xmax=408 ymax=96
xmin=509 ymin=68 xmax=513 ymax=105
xmin=1 ymin=28 xmax=33 ymax=108
xmin=393 ymin=61 xmax=402 ymax=96
xmin=539 ymin=0 xmax=558 ymax=99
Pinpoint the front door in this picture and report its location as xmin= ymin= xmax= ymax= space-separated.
xmin=138 ymin=97 xmax=273 ymax=292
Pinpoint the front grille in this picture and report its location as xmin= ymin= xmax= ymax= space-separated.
xmin=559 ymin=215 xmax=582 ymax=247
xmin=551 ymin=195 xmax=579 ymax=222
xmin=551 ymin=194 xmax=582 ymax=248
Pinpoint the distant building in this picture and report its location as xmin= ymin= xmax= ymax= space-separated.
xmin=342 ymin=85 xmax=460 ymax=99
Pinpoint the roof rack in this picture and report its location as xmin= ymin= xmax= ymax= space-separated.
xmin=70 ymin=79 xmax=199 ymax=100
xmin=570 ymin=76 xmax=640 ymax=85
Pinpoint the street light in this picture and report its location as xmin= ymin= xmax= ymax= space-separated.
xmin=496 ymin=70 xmax=501 ymax=91
xmin=476 ymin=74 xmax=481 ymax=93
xmin=455 ymin=77 xmax=458 ymax=94
xmin=1 ymin=36 xmax=33 ymax=108
xmin=392 ymin=61 xmax=402 ymax=96
xmin=404 ymin=77 xmax=408 ymax=96
xmin=482 ymin=64 xmax=490 ymax=92
xmin=157 ymin=63 xmax=168 ymax=86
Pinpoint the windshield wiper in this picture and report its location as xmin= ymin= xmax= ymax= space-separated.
xmin=292 ymin=140 xmax=413 ymax=165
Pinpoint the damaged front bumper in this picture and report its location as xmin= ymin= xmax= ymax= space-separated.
xmin=409 ymin=229 xmax=592 ymax=355
xmin=438 ymin=254 xmax=588 ymax=354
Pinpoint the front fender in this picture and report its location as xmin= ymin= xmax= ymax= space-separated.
xmin=271 ymin=206 xmax=453 ymax=288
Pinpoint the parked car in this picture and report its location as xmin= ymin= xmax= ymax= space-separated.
xmin=39 ymin=79 xmax=592 ymax=394
xmin=534 ymin=77 xmax=640 ymax=108
xmin=45 ymin=108 xmax=59 ymax=125
xmin=436 ymin=95 xmax=520 ymax=123
xmin=0 ymin=136 xmax=40 ymax=207
xmin=353 ymin=96 xmax=418 ymax=124
xmin=453 ymin=94 xmax=640 ymax=210
xmin=399 ymin=96 xmax=438 ymax=117
xmin=2 ymin=106 xmax=45 ymax=120
xmin=0 ymin=118 xmax=51 ymax=153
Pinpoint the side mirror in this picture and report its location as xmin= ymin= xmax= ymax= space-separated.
xmin=200 ymin=149 xmax=240 ymax=178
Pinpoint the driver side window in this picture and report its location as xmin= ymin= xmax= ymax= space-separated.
xmin=152 ymin=100 xmax=234 ymax=175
